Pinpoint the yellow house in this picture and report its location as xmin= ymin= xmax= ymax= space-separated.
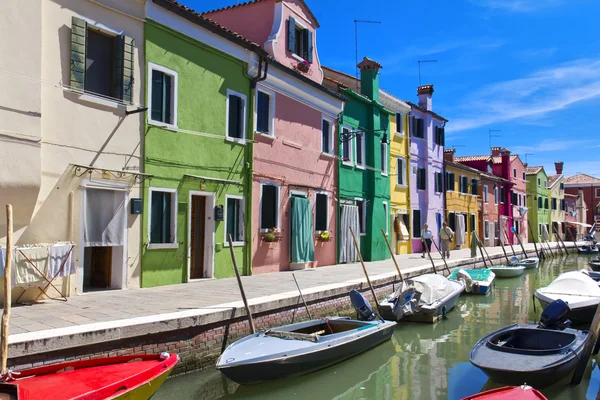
xmin=444 ymin=151 xmax=480 ymax=250
xmin=380 ymin=90 xmax=411 ymax=254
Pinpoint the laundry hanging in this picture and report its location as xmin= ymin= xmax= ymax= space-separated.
xmin=290 ymin=196 xmax=314 ymax=263
xmin=339 ymin=205 xmax=360 ymax=263
xmin=541 ymin=224 xmax=550 ymax=242
xmin=455 ymin=214 xmax=466 ymax=246
xmin=83 ymin=188 xmax=126 ymax=247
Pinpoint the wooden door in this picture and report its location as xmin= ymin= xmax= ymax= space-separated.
xmin=90 ymin=246 xmax=112 ymax=288
xmin=190 ymin=196 xmax=206 ymax=279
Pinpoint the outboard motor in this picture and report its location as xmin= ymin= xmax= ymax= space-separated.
xmin=349 ymin=290 xmax=377 ymax=321
xmin=538 ymin=299 xmax=571 ymax=330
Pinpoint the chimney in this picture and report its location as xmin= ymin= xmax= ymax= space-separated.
xmin=417 ymin=84 xmax=434 ymax=111
xmin=357 ymin=57 xmax=382 ymax=102
xmin=491 ymin=146 xmax=501 ymax=157
xmin=444 ymin=148 xmax=455 ymax=162
xmin=555 ymin=161 xmax=564 ymax=175
xmin=501 ymin=148 xmax=511 ymax=181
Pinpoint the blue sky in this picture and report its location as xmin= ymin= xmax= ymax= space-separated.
xmin=182 ymin=0 xmax=600 ymax=177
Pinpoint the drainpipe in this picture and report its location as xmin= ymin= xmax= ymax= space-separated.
xmin=336 ymin=111 xmax=343 ymax=263
xmin=245 ymin=57 xmax=268 ymax=275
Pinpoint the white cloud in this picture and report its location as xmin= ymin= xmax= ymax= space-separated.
xmin=469 ymin=0 xmax=564 ymax=12
xmin=517 ymin=48 xmax=557 ymax=59
xmin=511 ymin=139 xmax=593 ymax=154
xmin=448 ymin=58 xmax=600 ymax=132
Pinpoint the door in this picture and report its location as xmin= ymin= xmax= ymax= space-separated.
xmin=90 ymin=247 xmax=112 ymax=288
xmin=190 ymin=195 xmax=206 ymax=279
xmin=290 ymin=196 xmax=314 ymax=263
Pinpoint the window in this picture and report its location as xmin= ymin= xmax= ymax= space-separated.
xmin=356 ymin=132 xmax=365 ymax=167
xmin=494 ymin=221 xmax=499 ymax=239
xmin=341 ymin=128 xmax=353 ymax=164
xmin=226 ymin=89 xmax=247 ymax=141
xmin=560 ymin=183 xmax=564 ymax=191
xmin=383 ymin=202 xmax=389 ymax=235
xmin=315 ymin=192 xmax=328 ymax=232
xmin=448 ymin=212 xmax=456 ymax=231
xmin=148 ymin=63 xmax=178 ymax=128
xmin=596 ymin=188 xmax=600 ymax=198
xmin=484 ymin=220 xmax=489 ymax=239
xmin=434 ymin=126 xmax=445 ymax=145
xmin=514 ymin=220 xmax=520 ymax=235
xmin=260 ymin=183 xmax=279 ymax=230
xmin=321 ymin=117 xmax=334 ymax=155
xmin=397 ymin=213 xmax=410 ymax=240
xmin=494 ymin=185 xmax=498 ymax=205
xmin=434 ymin=172 xmax=443 ymax=193
xmin=356 ymin=200 xmax=366 ymax=234
xmin=538 ymin=178 xmax=541 ymax=187
xmin=513 ymin=168 xmax=517 ymax=178
xmin=544 ymin=181 xmax=547 ymax=188
xmin=256 ymin=88 xmax=275 ymax=136
xmin=471 ymin=179 xmax=478 ymax=195
xmin=148 ymin=188 xmax=177 ymax=248
xmin=500 ymin=186 xmax=505 ymax=204
xmin=396 ymin=113 xmax=403 ymax=134
xmin=523 ymin=172 xmax=526 ymax=180
xmin=469 ymin=214 xmax=475 ymax=234
xmin=413 ymin=210 xmax=422 ymax=238
xmin=380 ymin=142 xmax=388 ymax=175
xmin=446 ymin=172 xmax=455 ymax=191
xmin=396 ymin=157 xmax=406 ymax=186
xmin=417 ymin=168 xmax=427 ymax=190
xmin=538 ymin=197 xmax=542 ymax=209
xmin=544 ymin=198 xmax=549 ymax=209
xmin=551 ymin=198 xmax=557 ymax=210
xmin=484 ymin=185 xmax=489 ymax=203
xmin=412 ymin=117 xmax=424 ymax=138
xmin=70 ymin=17 xmax=134 ymax=103
xmin=561 ymin=199 xmax=566 ymax=211
xmin=225 ymin=196 xmax=244 ymax=245
xmin=288 ymin=17 xmax=312 ymax=62
xmin=511 ymin=191 xmax=518 ymax=205
xmin=460 ymin=176 xmax=469 ymax=194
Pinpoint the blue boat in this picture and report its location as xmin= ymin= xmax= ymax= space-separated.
xmin=448 ymin=268 xmax=495 ymax=295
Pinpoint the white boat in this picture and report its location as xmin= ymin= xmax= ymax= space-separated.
xmin=489 ymin=265 xmax=526 ymax=278
xmin=516 ymin=257 xmax=539 ymax=269
xmin=534 ymin=271 xmax=600 ymax=324
xmin=378 ymin=274 xmax=464 ymax=323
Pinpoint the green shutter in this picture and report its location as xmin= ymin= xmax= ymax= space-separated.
xmin=70 ymin=16 xmax=87 ymax=91
xmin=114 ymin=35 xmax=134 ymax=102
xmin=288 ymin=17 xmax=296 ymax=52
xmin=114 ymin=35 xmax=124 ymax=100
xmin=307 ymin=30 xmax=313 ymax=62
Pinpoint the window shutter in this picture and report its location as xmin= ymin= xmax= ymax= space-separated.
xmin=229 ymin=95 xmax=241 ymax=138
xmin=307 ymin=30 xmax=313 ymax=63
xmin=410 ymin=116 xmax=414 ymax=137
xmin=122 ymin=36 xmax=134 ymax=103
xmin=150 ymin=70 xmax=163 ymax=122
xmin=164 ymin=74 xmax=172 ymax=123
xmin=418 ymin=118 xmax=424 ymax=138
xmin=440 ymin=127 xmax=445 ymax=146
xmin=70 ymin=16 xmax=87 ymax=91
xmin=237 ymin=96 xmax=244 ymax=138
xmin=288 ymin=17 xmax=296 ymax=52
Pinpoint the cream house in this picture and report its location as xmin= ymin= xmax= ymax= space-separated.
xmin=0 ymin=0 xmax=146 ymax=303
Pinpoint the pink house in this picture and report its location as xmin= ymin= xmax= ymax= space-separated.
xmin=204 ymin=1 xmax=345 ymax=273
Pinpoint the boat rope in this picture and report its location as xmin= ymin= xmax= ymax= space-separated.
xmin=0 ymin=370 xmax=20 ymax=382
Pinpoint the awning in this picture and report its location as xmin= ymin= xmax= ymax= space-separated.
xmin=565 ymin=221 xmax=593 ymax=227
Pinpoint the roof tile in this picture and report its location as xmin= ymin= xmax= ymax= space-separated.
xmin=564 ymin=173 xmax=600 ymax=185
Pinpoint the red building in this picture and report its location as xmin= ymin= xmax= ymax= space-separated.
xmin=564 ymin=173 xmax=600 ymax=231
xmin=478 ymin=172 xmax=514 ymax=246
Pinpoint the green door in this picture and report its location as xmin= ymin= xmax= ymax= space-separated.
xmin=290 ymin=196 xmax=314 ymax=263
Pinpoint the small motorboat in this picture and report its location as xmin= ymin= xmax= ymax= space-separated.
xmin=589 ymin=259 xmax=600 ymax=271
xmin=488 ymin=265 xmax=525 ymax=278
xmin=217 ymin=290 xmax=396 ymax=384
xmin=470 ymin=299 xmax=587 ymax=387
xmin=378 ymin=273 xmax=464 ymax=323
xmin=0 ymin=353 xmax=178 ymax=399
xmin=508 ymin=256 xmax=520 ymax=265
xmin=581 ymin=269 xmax=600 ymax=282
xmin=578 ymin=245 xmax=599 ymax=254
xmin=462 ymin=384 xmax=547 ymax=400
xmin=515 ymin=257 xmax=539 ymax=269
xmin=448 ymin=268 xmax=495 ymax=295
xmin=534 ymin=270 xmax=600 ymax=324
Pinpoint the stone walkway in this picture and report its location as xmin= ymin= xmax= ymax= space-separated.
xmin=6 ymin=242 xmax=571 ymax=339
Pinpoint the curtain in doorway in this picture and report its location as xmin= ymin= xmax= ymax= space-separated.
xmin=499 ymin=217 xmax=507 ymax=244
xmin=455 ymin=214 xmax=466 ymax=246
xmin=541 ymin=224 xmax=550 ymax=242
xmin=290 ymin=196 xmax=314 ymax=263
xmin=339 ymin=205 xmax=360 ymax=263
xmin=83 ymin=188 xmax=126 ymax=246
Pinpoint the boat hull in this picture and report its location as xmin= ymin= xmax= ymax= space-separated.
xmin=517 ymin=258 xmax=539 ymax=269
xmin=217 ymin=320 xmax=396 ymax=385
xmin=489 ymin=266 xmax=525 ymax=278
xmin=471 ymin=281 xmax=492 ymax=295
xmin=589 ymin=260 xmax=600 ymax=271
xmin=535 ymin=295 xmax=598 ymax=325
xmin=462 ymin=385 xmax=547 ymax=400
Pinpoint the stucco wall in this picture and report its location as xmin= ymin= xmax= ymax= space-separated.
xmin=142 ymin=20 xmax=251 ymax=286
xmin=390 ymin=113 xmax=410 ymax=254
xmin=527 ymin=171 xmax=551 ymax=243
xmin=445 ymin=165 xmax=479 ymax=250
xmin=479 ymin=176 xmax=500 ymax=246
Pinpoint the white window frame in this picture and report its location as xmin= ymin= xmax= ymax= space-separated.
xmin=513 ymin=168 xmax=517 ymax=178
xmin=494 ymin=186 xmax=498 ymax=205
xmin=380 ymin=142 xmax=388 ymax=176
xmin=259 ymin=182 xmax=280 ymax=232
xmin=500 ymin=186 xmax=505 ymax=204
xmin=254 ymin=86 xmax=276 ymax=137
xmin=321 ymin=114 xmax=335 ymax=156
xmin=396 ymin=113 xmax=404 ymax=136
xmin=290 ymin=18 xmax=310 ymax=62
xmin=460 ymin=175 xmax=467 ymax=194
xmin=225 ymin=88 xmax=248 ymax=144
xmin=484 ymin=184 xmax=489 ymax=203
xmin=538 ymin=178 xmax=541 ymax=187
xmin=355 ymin=198 xmax=367 ymax=236
xmin=341 ymin=126 xmax=354 ymax=166
xmin=355 ymin=131 xmax=366 ymax=169
xmin=596 ymin=188 xmax=600 ymax=198
xmin=484 ymin=220 xmax=489 ymax=239
xmin=383 ymin=202 xmax=389 ymax=235
xmin=396 ymin=156 xmax=406 ymax=187
xmin=147 ymin=187 xmax=178 ymax=250
xmin=314 ymin=191 xmax=329 ymax=233
xmin=147 ymin=62 xmax=179 ymax=130
xmin=224 ymin=194 xmax=245 ymax=247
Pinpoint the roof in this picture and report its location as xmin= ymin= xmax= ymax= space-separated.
xmin=564 ymin=173 xmax=600 ymax=185
xmin=202 ymin=0 xmax=321 ymax=28
xmin=547 ymin=174 xmax=563 ymax=188
xmin=153 ymin=0 xmax=343 ymax=101
xmin=454 ymin=155 xmax=490 ymax=162
xmin=479 ymin=172 xmax=513 ymax=185
xmin=406 ymin=101 xmax=448 ymax=122
xmin=491 ymin=155 xmax=518 ymax=164
xmin=446 ymin=161 xmax=481 ymax=176
xmin=564 ymin=193 xmax=578 ymax=198
xmin=525 ymin=166 xmax=543 ymax=175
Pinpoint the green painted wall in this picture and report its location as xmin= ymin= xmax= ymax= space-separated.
xmin=526 ymin=169 xmax=550 ymax=243
xmin=338 ymin=89 xmax=392 ymax=261
xmin=142 ymin=20 xmax=252 ymax=287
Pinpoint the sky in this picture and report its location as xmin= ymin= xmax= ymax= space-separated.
xmin=181 ymin=0 xmax=600 ymax=178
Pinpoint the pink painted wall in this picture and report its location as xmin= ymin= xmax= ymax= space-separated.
xmin=511 ymin=156 xmax=528 ymax=243
xmin=203 ymin=1 xmax=274 ymax=46
xmin=252 ymin=91 xmax=337 ymax=274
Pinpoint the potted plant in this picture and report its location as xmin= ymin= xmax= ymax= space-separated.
xmin=296 ymin=60 xmax=311 ymax=73
xmin=262 ymin=227 xmax=281 ymax=243
xmin=317 ymin=231 xmax=331 ymax=242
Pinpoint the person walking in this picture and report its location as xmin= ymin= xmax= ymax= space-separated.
xmin=421 ymin=223 xmax=433 ymax=258
xmin=440 ymin=221 xmax=454 ymax=259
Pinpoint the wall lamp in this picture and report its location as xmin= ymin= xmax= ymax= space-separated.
xmin=340 ymin=128 xmax=389 ymax=144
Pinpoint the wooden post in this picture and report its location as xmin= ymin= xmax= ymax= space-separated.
xmin=554 ymin=226 xmax=569 ymax=255
xmin=350 ymin=227 xmax=380 ymax=309
xmin=227 ymin=234 xmax=255 ymax=334
xmin=292 ymin=274 xmax=312 ymax=320
xmin=506 ymin=230 xmax=517 ymax=256
xmin=553 ymin=233 xmax=564 ymax=255
xmin=381 ymin=229 xmax=403 ymax=282
xmin=513 ymin=229 xmax=528 ymax=258
xmin=430 ymin=237 xmax=451 ymax=275
xmin=499 ymin=236 xmax=511 ymax=264
xmin=528 ymin=223 xmax=541 ymax=259
xmin=481 ymin=243 xmax=494 ymax=266
xmin=2 ymin=205 xmax=13 ymax=375
xmin=571 ymin=299 xmax=600 ymax=385
xmin=473 ymin=231 xmax=488 ymax=268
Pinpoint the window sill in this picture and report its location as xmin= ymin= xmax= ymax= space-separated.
xmin=147 ymin=243 xmax=179 ymax=250
xmin=148 ymin=119 xmax=178 ymax=131
xmin=320 ymin=152 xmax=336 ymax=159
xmin=224 ymin=241 xmax=245 ymax=247
xmin=381 ymin=173 xmax=388 ymax=177
xmin=342 ymin=161 xmax=354 ymax=167
xmin=255 ymin=132 xmax=275 ymax=140
xmin=356 ymin=164 xmax=366 ymax=170
xmin=396 ymin=184 xmax=407 ymax=189
xmin=78 ymin=93 xmax=128 ymax=111
xmin=393 ymin=133 xmax=406 ymax=140
xmin=291 ymin=52 xmax=308 ymax=63
xmin=225 ymin=136 xmax=247 ymax=145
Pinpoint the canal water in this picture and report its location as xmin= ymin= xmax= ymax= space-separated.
xmin=154 ymin=254 xmax=600 ymax=400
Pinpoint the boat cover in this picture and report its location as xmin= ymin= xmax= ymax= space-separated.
xmin=449 ymin=269 xmax=493 ymax=293
xmin=392 ymin=274 xmax=456 ymax=305
xmin=543 ymin=271 xmax=600 ymax=297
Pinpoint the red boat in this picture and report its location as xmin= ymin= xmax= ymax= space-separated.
xmin=463 ymin=385 xmax=547 ymax=400
xmin=0 ymin=353 xmax=178 ymax=399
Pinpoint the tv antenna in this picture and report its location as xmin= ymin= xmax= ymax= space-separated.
xmin=418 ymin=60 xmax=438 ymax=86
xmin=523 ymin=153 xmax=534 ymax=164
xmin=354 ymin=20 xmax=381 ymax=89
xmin=488 ymin=129 xmax=501 ymax=149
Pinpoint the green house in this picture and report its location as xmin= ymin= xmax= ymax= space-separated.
xmin=526 ymin=166 xmax=551 ymax=244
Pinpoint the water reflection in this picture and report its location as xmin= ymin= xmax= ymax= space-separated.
xmin=154 ymin=254 xmax=600 ymax=400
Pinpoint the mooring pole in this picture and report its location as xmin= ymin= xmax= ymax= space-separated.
xmin=350 ymin=227 xmax=380 ymax=309
xmin=513 ymin=228 xmax=528 ymax=259
xmin=528 ymin=223 xmax=541 ymax=259
xmin=381 ymin=229 xmax=403 ymax=282
xmin=228 ymin=234 xmax=255 ymax=334
xmin=1 ymin=205 xmax=13 ymax=375
xmin=292 ymin=274 xmax=312 ymax=320
xmin=473 ymin=231 xmax=488 ymax=268
xmin=554 ymin=226 xmax=569 ymax=255
xmin=430 ymin=237 xmax=451 ymax=275
xmin=499 ymin=235 xmax=511 ymax=264
xmin=572 ymin=299 xmax=600 ymax=385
